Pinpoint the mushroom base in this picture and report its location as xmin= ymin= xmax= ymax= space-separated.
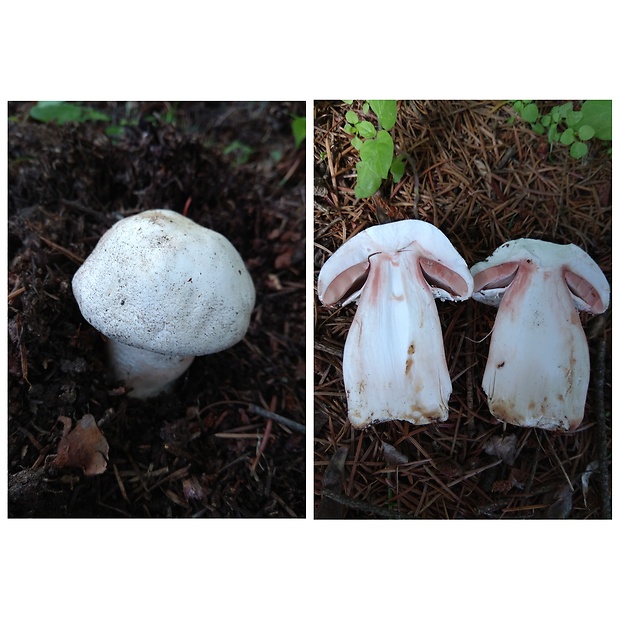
xmin=108 ymin=340 xmax=195 ymax=399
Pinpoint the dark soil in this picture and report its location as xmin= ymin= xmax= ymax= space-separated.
xmin=8 ymin=101 xmax=306 ymax=517
xmin=314 ymin=100 xmax=611 ymax=519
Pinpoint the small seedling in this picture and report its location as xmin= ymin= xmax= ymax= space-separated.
xmin=223 ymin=140 xmax=254 ymax=165
xmin=510 ymin=100 xmax=611 ymax=159
xmin=342 ymin=100 xmax=405 ymax=198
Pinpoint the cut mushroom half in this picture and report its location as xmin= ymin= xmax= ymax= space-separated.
xmin=471 ymin=238 xmax=609 ymax=431
xmin=317 ymin=220 xmax=473 ymax=429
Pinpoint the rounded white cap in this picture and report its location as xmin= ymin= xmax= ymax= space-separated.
xmin=72 ymin=209 xmax=255 ymax=356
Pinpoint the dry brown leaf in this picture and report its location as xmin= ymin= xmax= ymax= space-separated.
xmin=316 ymin=446 xmax=348 ymax=519
xmin=274 ymin=247 xmax=293 ymax=270
xmin=483 ymin=434 xmax=518 ymax=466
xmin=382 ymin=441 xmax=409 ymax=465
xmin=52 ymin=414 xmax=109 ymax=476
xmin=182 ymin=475 xmax=209 ymax=504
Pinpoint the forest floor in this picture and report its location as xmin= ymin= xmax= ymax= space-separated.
xmin=314 ymin=100 xmax=611 ymax=519
xmin=8 ymin=101 xmax=306 ymax=517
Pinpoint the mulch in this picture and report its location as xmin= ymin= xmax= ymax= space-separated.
xmin=8 ymin=101 xmax=306 ymax=517
xmin=314 ymin=100 xmax=611 ymax=519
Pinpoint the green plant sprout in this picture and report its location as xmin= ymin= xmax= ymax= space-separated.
xmin=342 ymin=100 xmax=405 ymax=198
xmin=223 ymin=140 xmax=254 ymax=165
xmin=510 ymin=100 xmax=611 ymax=159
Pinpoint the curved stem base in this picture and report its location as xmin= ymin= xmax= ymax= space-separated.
xmin=107 ymin=340 xmax=195 ymax=399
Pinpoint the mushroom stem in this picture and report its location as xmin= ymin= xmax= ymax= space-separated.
xmin=342 ymin=250 xmax=454 ymax=427
xmin=108 ymin=340 xmax=195 ymax=399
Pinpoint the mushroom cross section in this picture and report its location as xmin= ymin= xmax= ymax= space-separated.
xmin=471 ymin=238 xmax=609 ymax=431
xmin=317 ymin=220 xmax=473 ymax=429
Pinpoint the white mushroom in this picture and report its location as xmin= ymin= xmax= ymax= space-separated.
xmin=72 ymin=209 xmax=255 ymax=399
xmin=317 ymin=220 xmax=473 ymax=428
xmin=471 ymin=238 xmax=609 ymax=431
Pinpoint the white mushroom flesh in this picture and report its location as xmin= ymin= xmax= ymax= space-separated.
xmin=318 ymin=220 xmax=473 ymax=429
xmin=471 ymin=239 xmax=609 ymax=431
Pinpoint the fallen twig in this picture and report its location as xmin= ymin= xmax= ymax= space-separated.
xmin=321 ymin=488 xmax=414 ymax=519
xmin=248 ymin=404 xmax=306 ymax=434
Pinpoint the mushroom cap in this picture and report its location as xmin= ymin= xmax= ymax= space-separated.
xmin=72 ymin=209 xmax=255 ymax=357
xmin=471 ymin=238 xmax=609 ymax=315
xmin=317 ymin=220 xmax=473 ymax=306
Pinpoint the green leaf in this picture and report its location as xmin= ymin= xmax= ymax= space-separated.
xmin=532 ymin=123 xmax=545 ymax=135
xmin=362 ymin=102 xmax=370 ymax=114
xmin=30 ymin=102 xmax=81 ymax=123
xmin=359 ymin=130 xmax=394 ymax=179
xmin=355 ymin=160 xmax=382 ymax=198
xmin=351 ymin=136 xmax=363 ymax=150
xmin=560 ymin=128 xmax=575 ymax=145
xmin=105 ymin=125 xmax=125 ymax=137
xmin=521 ymin=103 xmax=539 ymax=123
xmin=390 ymin=155 xmax=405 ymax=183
xmin=355 ymin=120 xmax=376 ymax=138
xmin=345 ymin=110 xmax=359 ymax=124
xmin=513 ymin=101 xmax=524 ymax=112
xmin=548 ymin=123 xmax=560 ymax=143
xmin=343 ymin=123 xmax=356 ymax=135
xmin=223 ymin=140 xmax=254 ymax=164
xmin=29 ymin=101 xmax=110 ymax=124
xmin=540 ymin=115 xmax=551 ymax=127
xmin=291 ymin=116 xmax=306 ymax=148
xmin=367 ymin=100 xmax=397 ymax=130
xmin=565 ymin=110 xmax=583 ymax=127
xmin=557 ymin=102 xmax=573 ymax=118
xmin=577 ymin=100 xmax=611 ymax=141
xmin=82 ymin=109 xmax=111 ymax=122
xmin=342 ymin=100 xmax=354 ymax=104
xmin=570 ymin=141 xmax=588 ymax=159
xmin=577 ymin=124 xmax=595 ymax=141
